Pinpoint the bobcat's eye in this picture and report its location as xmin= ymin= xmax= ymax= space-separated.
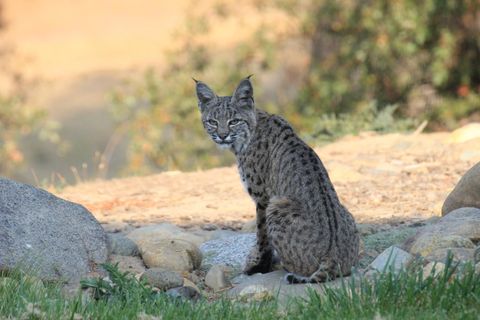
xmin=207 ymin=119 xmax=218 ymax=126
xmin=228 ymin=119 xmax=242 ymax=126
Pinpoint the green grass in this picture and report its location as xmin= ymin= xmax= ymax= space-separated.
xmin=1 ymin=261 xmax=479 ymax=320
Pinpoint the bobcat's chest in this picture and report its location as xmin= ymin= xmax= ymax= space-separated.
xmin=237 ymin=158 xmax=269 ymax=203
xmin=237 ymin=165 xmax=250 ymax=194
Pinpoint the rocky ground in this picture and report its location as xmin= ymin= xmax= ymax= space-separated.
xmin=47 ymin=124 xmax=480 ymax=300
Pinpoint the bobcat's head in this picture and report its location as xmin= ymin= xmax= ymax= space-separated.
xmin=195 ymin=77 xmax=256 ymax=153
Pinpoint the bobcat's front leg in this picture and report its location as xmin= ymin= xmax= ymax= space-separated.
xmin=243 ymin=203 xmax=273 ymax=275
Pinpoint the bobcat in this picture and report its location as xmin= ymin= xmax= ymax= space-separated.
xmin=195 ymin=76 xmax=359 ymax=283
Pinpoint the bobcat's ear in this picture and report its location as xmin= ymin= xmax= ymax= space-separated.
xmin=194 ymin=79 xmax=217 ymax=110
xmin=232 ymin=76 xmax=254 ymax=109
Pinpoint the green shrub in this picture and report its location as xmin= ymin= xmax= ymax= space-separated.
xmin=304 ymin=103 xmax=418 ymax=144
xmin=0 ymin=88 xmax=59 ymax=176
xmin=111 ymin=0 xmax=479 ymax=174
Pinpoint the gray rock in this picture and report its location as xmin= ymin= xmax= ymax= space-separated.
xmin=368 ymin=246 xmax=414 ymax=273
xmin=359 ymin=225 xmax=418 ymax=269
xmin=442 ymin=162 xmax=480 ymax=216
xmin=205 ymin=265 xmax=231 ymax=291
xmin=107 ymin=233 xmax=139 ymax=256
xmin=166 ymin=286 xmax=201 ymax=301
xmin=183 ymin=278 xmax=202 ymax=294
xmin=140 ymin=268 xmax=183 ymax=290
xmin=0 ymin=178 xmax=108 ymax=283
xmin=200 ymin=233 xmax=256 ymax=268
xmin=403 ymin=207 xmax=480 ymax=260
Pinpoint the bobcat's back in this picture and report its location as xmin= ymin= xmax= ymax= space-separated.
xmin=237 ymin=110 xmax=359 ymax=278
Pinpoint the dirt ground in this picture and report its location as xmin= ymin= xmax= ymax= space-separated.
xmin=57 ymin=129 xmax=480 ymax=230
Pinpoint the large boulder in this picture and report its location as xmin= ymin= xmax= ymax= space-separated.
xmin=442 ymin=162 xmax=480 ymax=216
xmin=0 ymin=178 xmax=108 ymax=283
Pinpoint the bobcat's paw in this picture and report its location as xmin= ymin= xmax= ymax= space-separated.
xmin=284 ymin=273 xmax=310 ymax=284
xmin=243 ymin=246 xmax=272 ymax=275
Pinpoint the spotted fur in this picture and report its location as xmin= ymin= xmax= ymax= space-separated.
xmin=195 ymin=77 xmax=359 ymax=283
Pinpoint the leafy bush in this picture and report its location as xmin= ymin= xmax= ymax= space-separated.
xmin=110 ymin=70 xmax=236 ymax=175
xmin=0 ymin=4 xmax=59 ymax=177
xmin=293 ymin=0 xmax=480 ymax=125
xmin=111 ymin=0 xmax=479 ymax=174
xmin=109 ymin=6 xmax=275 ymax=174
xmin=304 ymin=103 xmax=418 ymax=144
xmin=0 ymin=79 xmax=59 ymax=177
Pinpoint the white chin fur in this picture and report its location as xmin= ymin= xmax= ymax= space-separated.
xmin=216 ymin=143 xmax=232 ymax=150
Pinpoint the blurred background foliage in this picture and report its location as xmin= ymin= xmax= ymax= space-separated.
xmin=110 ymin=0 xmax=480 ymax=175
xmin=0 ymin=0 xmax=479 ymax=180
xmin=0 ymin=3 xmax=59 ymax=177
xmin=0 ymin=79 xmax=59 ymax=175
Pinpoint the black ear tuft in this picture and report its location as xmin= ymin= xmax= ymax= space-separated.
xmin=195 ymin=81 xmax=216 ymax=110
xmin=232 ymin=77 xmax=254 ymax=109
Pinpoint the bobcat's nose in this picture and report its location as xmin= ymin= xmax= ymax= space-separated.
xmin=218 ymin=132 xmax=229 ymax=140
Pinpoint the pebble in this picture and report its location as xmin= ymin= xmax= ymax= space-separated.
xmin=368 ymin=246 xmax=414 ymax=273
xmin=238 ymin=284 xmax=272 ymax=302
xmin=107 ymin=233 xmax=139 ymax=256
xmin=140 ymin=268 xmax=183 ymax=291
xmin=139 ymin=238 xmax=202 ymax=272
xmin=166 ymin=286 xmax=201 ymax=301
xmin=205 ymin=265 xmax=231 ymax=291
